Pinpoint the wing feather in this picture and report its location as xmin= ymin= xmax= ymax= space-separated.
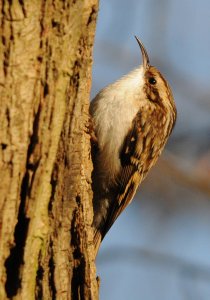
xmin=96 ymin=115 xmax=145 ymax=241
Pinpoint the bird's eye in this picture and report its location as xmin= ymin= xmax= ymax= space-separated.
xmin=148 ymin=77 xmax=156 ymax=85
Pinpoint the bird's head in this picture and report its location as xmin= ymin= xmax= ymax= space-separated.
xmin=135 ymin=36 xmax=177 ymax=126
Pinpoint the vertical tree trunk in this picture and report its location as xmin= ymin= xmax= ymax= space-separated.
xmin=0 ymin=1 xmax=98 ymax=299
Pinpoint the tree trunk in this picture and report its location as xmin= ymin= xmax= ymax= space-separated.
xmin=0 ymin=1 xmax=98 ymax=299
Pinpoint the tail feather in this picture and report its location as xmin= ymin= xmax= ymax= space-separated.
xmin=93 ymin=229 xmax=102 ymax=257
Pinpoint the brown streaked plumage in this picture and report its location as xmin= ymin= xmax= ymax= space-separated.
xmin=90 ymin=36 xmax=177 ymax=255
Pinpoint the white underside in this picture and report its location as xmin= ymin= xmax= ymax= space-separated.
xmin=90 ymin=66 xmax=145 ymax=181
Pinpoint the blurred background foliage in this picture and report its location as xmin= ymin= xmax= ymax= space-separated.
xmin=91 ymin=1 xmax=210 ymax=299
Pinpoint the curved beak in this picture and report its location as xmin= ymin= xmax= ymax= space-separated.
xmin=134 ymin=36 xmax=150 ymax=69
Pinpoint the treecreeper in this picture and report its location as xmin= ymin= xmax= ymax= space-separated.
xmin=90 ymin=36 xmax=177 ymax=255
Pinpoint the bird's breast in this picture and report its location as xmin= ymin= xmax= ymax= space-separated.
xmin=90 ymin=67 xmax=145 ymax=183
xmin=93 ymin=95 xmax=141 ymax=182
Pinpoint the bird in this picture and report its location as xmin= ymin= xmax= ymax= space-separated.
xmin=90 ymin=36 xmax=177 ymax=255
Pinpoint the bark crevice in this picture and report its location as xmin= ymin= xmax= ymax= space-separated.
xmin=71 ymin=207 xmax=86 ymax=300
xmin=5 ymin=102 xmax=42 ymax=297
xmin=35 ymin=252 xmax=44 ymax=300
xmin=5 ymin=171 xmax=30 ymax=297
xmin=48 ymin=243 xmax=56 ymax=300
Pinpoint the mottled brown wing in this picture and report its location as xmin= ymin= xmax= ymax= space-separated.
xmin=99 ymin=115 xmax=144 ymax=239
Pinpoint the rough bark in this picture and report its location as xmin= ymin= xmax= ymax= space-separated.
xmin=0 ymin=0 xmax=98 ymax=299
